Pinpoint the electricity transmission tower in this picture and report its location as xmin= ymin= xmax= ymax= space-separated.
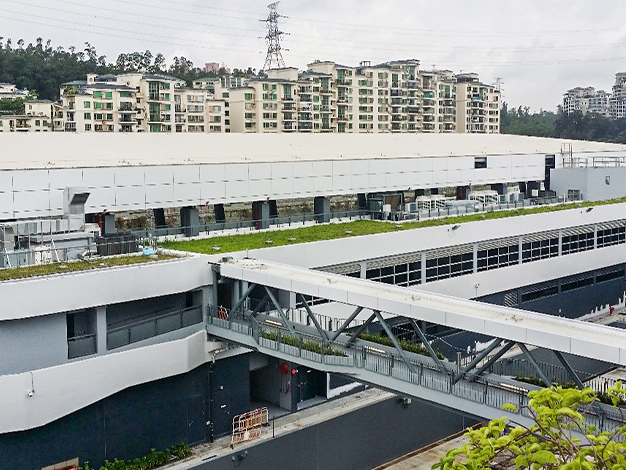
xmin=261 ymin=2 xmax=287 ymax=70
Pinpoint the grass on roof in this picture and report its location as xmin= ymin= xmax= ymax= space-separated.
xmin=161 ymin=197 xmax=626 ymax=255
xmin=0 ymin=253 xmax=179 ymax=282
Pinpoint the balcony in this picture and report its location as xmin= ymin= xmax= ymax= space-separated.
xmin=119 ymin=105 xmax=137 ymax=113
xmin=337 ymin=115 xmax=348 ymax=122
xmin=320 ymin=105 xmax=331 ymax=113
xmin=320 ymin=88 xmax=332 ymax=94
xmin=283 ymin=103 xmax=296 ymax=111
xmin=107 ymin=306 xmax=203 ymax=350
xmin=283 ymin=123 xmax=296 ymax=131
xmin=336 ymin=79 xmax=351 ymax=86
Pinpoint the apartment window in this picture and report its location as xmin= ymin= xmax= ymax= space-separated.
xmin=85 ymin=124 xmax=91 ymax=131
xmin=162 ymin=83 xmax=170 ymax=89
xmin=107 ymin=125 xmax=114 ymax=132
xmin=94 ymin=113 xmax=103 ymax=120
xmin=263 ymin=83 xmax=269 ymax=90
xmin=245 ymin=93 xmax=253 ymax=100
xmin=245 ymin=113 xmax=254 ymax=119
xmin=105 ymin=92 xmax=112 ymax=99
xmin=164 ymin=93 xmax=170 ymax=100
xmin=43 ymin=120 xmax=47 ymax=127
xmin=165 ymin=104 xmax=171 ymax=111
xmin=212 ymin=106 xmax=221 ymax=112
xmin=223 ymin=92 xmax=230 ymax=99
xmin=95 ymin=124 xmax=103 ymax=132
xmin=94 ymin=102 xmax=102 ymax=110
xmin=120 ymin=92 xmax=132 ymax=98
xmin=105 ymin=103 xmax=113 ymax=110
xmin=84 ymin=113 xmax=91 ymax=120
xmin=106 ymin=114 xmax=113 ymax=121
xmin=84 ymin=101 xmax=90 ymax=108
xmin=93 ymin=91 xmax=102 ymax=98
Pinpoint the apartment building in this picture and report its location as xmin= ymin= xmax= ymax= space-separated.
xmin=455 ymin=73 xmax=500 ymax=134
xmin=0 ymin=99 xmax=63 ymax=133
xmin=0 ymin=82 xmax=29 ymax=100
xmin=57 ymin=74 xmax=226 ymax=133
xmin=610 ymin=73 xmax=626 ymax=120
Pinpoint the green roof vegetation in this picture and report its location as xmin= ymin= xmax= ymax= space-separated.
xmin=0 ymin=253 xmax=179 ymax=282
xmin=161 ymin=197 xmax=626 ymax=255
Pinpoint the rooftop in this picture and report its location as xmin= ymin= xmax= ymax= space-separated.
xmin=1 ymin=133 xmax=625 ymax=170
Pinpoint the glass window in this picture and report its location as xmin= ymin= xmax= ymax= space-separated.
xmin=93 ymin=91 xmax=102 ymax=98
xmin=84 ymin=101 xmax=90 ymax=108
xmin=94 ymin=102 xmax=102 ymax=109
xmin=84 ymin=113 xmax=91 ymax=120
xmin=105 ymin=92 xmax=112 ymax=99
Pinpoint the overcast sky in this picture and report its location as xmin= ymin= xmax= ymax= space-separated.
xmin=2 ymin=0 xmax=626 ymax=111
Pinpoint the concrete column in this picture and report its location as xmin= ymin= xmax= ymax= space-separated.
xmin=558 ymin=229 xmax=563 ymax=256
xmin=200 ymin=286 xmax=212 ymax=325
xmin=314 ymin=196 xmax=331 ymax=223
xmin=421 ymin=253 xmax=427 ymax=285
xmin=180 ymin=206 xmax=200 ymax=237
xmin=102 ymin=213 xmax=115 ymax=235
xmin=473 ymin=243 xmax=478 ymax=274
xmin=360 ymin=262 xmax=367 ymax=279
xmin=252 ymin=201 xmax=271 ymax=230
xmin=214 ymin=204 xmax=226 ymax=223
xmin=518 ymin=236 xmax=524 ymax=265
xmin=153 ymin=208 xmax=167 ymax=229
xmin=96 ymin=306 xmax=107 ymax=354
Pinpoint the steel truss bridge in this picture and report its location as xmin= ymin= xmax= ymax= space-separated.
xmin=207 ymin=258 xmax=626 ymax=431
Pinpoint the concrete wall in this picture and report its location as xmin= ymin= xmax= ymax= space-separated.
xmin=0 ymin=313 xmax=67 ymax=375
xmin=0 ymin=153 xmax=545 ymax=219
xmin=551 ymin=167 xmax=626 ymax=202
xmin=0 ymin=354 xmax=252 ymax=470
xmin=0 ymin=331 xmax=210 ymax=434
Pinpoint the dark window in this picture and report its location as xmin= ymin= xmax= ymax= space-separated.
xmin=521 ymin=285 xmax=558 ymax=303
xmin=561 ymin=276 xmax=594 ymax=293
xmin=597 ymin=268 xmax=626 ymax=284
xmin=562 ymin=232 xmax=594 ymax=255
xmin=597 ymin=226 xmax=626 ymax=248
xmin=474 ymin=157 xmax=487 ymax=169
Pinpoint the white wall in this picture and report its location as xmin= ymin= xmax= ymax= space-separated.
xmin=551 ymin=167 xmax=626 ymax=202
xmin=0 ymin=255 xmax=211 ymax=321
xmin=0 ymin=154 xmax=545 ymax=219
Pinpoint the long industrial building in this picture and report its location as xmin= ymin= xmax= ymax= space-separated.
xmin=3 ymin=133 xmax=626 ymax=470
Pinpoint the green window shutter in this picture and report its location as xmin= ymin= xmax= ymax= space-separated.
xmin=164 ymin=93 xmax=170 ymax=100
xmin=165 ymin=104 xmax=171 ymax=110
xmin=84 ymin=102 xmax=90 ymax=108
xmin=93 ymin=91 xmax=101 ymax=98
xmin=107 ymin=114 xmax=113 ymax=120
xmin=105 ymin=92 xmax=112 ymax=98
xmin=94 ymin=102 xmax=102 ymax=109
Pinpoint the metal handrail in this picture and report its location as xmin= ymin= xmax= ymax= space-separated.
xmin=108 ymin=305 xmax=202 ymax=335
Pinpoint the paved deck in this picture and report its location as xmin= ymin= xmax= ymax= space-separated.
xmin=372 ymin=434 xmax=469 ymax=470
xmin=163 ymin=388 xmax=394 ymax=469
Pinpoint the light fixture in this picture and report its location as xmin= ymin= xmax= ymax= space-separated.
xmin=586 ymin=207 xmax=593 ymax=213
xmin=364 ymin=345 xmax=387 ymax=355
xmin=499 ymin=382 xmax=528 ymax=393
xmin=264 ymin=319 xmax=283 ymax=327
xmin=450 ymin=224 xmax=460 ymax=231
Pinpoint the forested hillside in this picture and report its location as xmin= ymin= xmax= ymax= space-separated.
xmin=0 ymin=37 xmax=254 ymax=100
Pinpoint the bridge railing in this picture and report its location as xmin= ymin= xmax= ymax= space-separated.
xmin=207 ymin=306 xmax=625 ymax=431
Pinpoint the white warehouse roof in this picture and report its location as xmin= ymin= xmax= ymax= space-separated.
xmin=1 ymin=133 xmax=626 ymax=170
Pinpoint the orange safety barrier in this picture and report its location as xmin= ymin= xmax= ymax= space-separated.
xmin=218 ymin=306 xmax=228 ymax=320
xmin=231 ymin=407 xmax=269 ymax=446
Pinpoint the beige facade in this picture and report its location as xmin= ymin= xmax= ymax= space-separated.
xmin=455 ymin=74 xmax=500 ymax=134
xmin=58 ymin=74 xmax=226 ymax=133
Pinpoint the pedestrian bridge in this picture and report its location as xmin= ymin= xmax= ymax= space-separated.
xmin=207 ymin=258 xmax=626 ymax=431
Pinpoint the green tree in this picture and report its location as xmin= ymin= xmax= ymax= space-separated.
xmin=434 ymin=385 xmax=626 ymax=470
